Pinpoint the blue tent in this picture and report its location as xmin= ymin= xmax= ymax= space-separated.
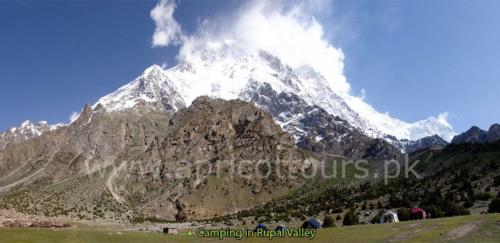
xmin=254 ymin=223 xmax=269 ymax=231
xmin=275 ymin=225 xmax=287 ymax=231
xmin=301 ymin=218 xmax=322 ymax=229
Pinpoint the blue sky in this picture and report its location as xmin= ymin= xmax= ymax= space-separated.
xmin=0 ymin=0 xmax=499 ymax=133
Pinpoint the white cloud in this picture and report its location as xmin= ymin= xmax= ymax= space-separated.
xmin=150 ymin=0 xmax=183 ymax=47
xmin=360 ymin=88 xmax=366 ymax=100
xmin=149 ymin=0 xmax=455 ymax=140
xmin=178 ymin=0 xmax=350 ymax=94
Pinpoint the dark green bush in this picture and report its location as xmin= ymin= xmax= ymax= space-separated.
xmin=371 ymin=210 xmax=384 ymax=224
xmin=397 ymin=208 xmax=410 ymax=221
xmin=463 ymin=199 xmax=474 ymax=208
xmin=494 ymin=175 xmax=500 ymax=187
xmin=323 ymin=215 xmax=335 ymax=228
xmin=475 ymin=192 xmax=492 ymax=201
xmin=443 ymin=202 xmax=470 ymax=216
xmin=343 ymin=209 xmax=359 ymax=226
xmin=488 ymin=198 xmax=500 ymax=213
xmin=426 ymin=205 xmax=444 ymax=218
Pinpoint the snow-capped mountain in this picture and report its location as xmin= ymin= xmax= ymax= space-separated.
xmin=96 ymin=66 xmax=185 ymax=113
xmin=387 ymin=134 xmax=449 ymax=153
xmin=0 ymin=120 xmax=64 ymax=149
xmin=95 ymin=46 xmax=455 ymax=148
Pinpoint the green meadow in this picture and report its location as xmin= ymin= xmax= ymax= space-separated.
xmin=1 ymin=214 xmax=499 ymax=243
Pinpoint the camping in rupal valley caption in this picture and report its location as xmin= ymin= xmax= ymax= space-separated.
xmin=195 ymin=227 xmax=317 ymax=240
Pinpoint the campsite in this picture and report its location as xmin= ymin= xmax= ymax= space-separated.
xmin=380 ymin=211 xmax=399 ymax=224
xmin=0 ymin=1 xmax=499 ymax=243
xmin=0 ymin=213 xmax=499 ymax=242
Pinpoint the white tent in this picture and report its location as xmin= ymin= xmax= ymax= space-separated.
xmin=380 ymin=211 xmax=399 ymax=224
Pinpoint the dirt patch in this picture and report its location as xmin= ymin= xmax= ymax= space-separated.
xmin=447 ymin=221 xmax=479 ymax=240
xmin=0 ymin=220 xmax=71 ymax=228
xmin=0 ymin=209 xmax=72 ymax=229
xmin=406 ymin=223 xmax=421 ymax=228
xmin=390 ymin=224 xmax=433 ymax=242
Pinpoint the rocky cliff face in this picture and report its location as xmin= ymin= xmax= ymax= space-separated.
xmin=130 ymin=97 xmax=307 ymax=220
xmin=388 ymin=135 xmax=449 ymax=153
xmin=486 ymin=124 xmax=500 ymax=142
xmin=406 ymin=135 xmax=449 ymax=152
xmin=240 ymin=81 xmax=401 ymax=159
xmin=0 ymin=97 xmax=308 ymax=221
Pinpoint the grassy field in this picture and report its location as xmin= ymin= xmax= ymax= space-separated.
xmin=1 ymin=214 xmax=499 ymax=243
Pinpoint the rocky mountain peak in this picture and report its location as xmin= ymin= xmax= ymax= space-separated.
xmin=95 ymin=65 xmax=185 ymax=113
xmin=83 ymin=104 xmax=93 ymax=114
xmin=487 ymin=123 xmax=500 ymax=142
xmin=95 ymin=47 xmax=455 ymax=146
xmin=0 ymin=120 xmax=64 ymax=150
xmin=451 ymin=124 xmax=500 ymax=144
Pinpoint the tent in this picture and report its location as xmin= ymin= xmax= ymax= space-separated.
xmin=301 ymin=218 xmax=322 ymax=229
xmin=254 ymin=223 xmax=269 ymax=231
xmin=380 ymin=211 xmax=399 ymax=224
xmin=275 ymin=225 xmax=287 ymax=231
xmin=410 ymin=208 xmax=427 ymax=220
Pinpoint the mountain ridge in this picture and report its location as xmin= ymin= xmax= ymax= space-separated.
xmin=0 ymin=120 xmax=64 ymax=150
xmin=93 ymin=50 xmax=455 ymax=146
xmin=0 ymin=97 xmax=309 ymax=221
xmin=451 ymin=123 xmax=500 ymax=144
xmin=0 ymin=51 xmax=454 ymax=153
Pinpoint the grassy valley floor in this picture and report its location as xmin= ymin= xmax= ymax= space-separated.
xmin=0 ymin=214 xmax=499 ymax=242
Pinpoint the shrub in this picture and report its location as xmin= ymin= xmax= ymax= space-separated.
xmin=370 ymin=210 xmax=384 ymax=224
xmin=475 ymin=192 xmax=492 ymax=201
xmin=397 ymin=208 xmax=410 ymax=221
xmin=463 ymin=199 xmax=474 ymax=208
xmin=489 ymin=161 xmax=499 ymax=170
xmin=488 ymin=198 xmax=500 ymax=213
xmin=323 ymin=215 xmax=335 ymax=228
xmin=331 ymin=208 xmax=343 ymax=214
xmin=343 ymin=209 xmax=359 ymax=226
xmin=426 ymin=205 xmax=444 ymax=218
xmin=494 ymin=175 xmax=500 ymax=187
xmin=132 ymin=216 xmax=145 ymax=224
xmin=443 ymin=202 xmax=470 ymax=217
